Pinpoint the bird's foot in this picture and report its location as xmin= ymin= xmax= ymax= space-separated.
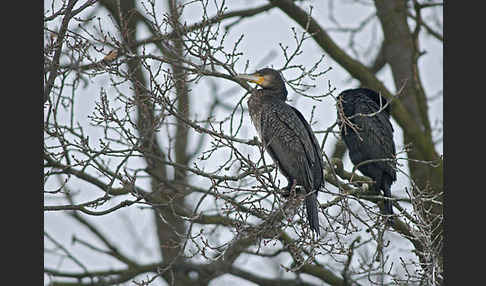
xmin=281 ymin=180 xmax=304 ymax=198
xmin=382 ymin=213 xmax=395 ymax=228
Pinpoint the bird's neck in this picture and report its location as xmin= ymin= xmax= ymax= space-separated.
xmin=261 ymin=87 xmax=288 ymax=101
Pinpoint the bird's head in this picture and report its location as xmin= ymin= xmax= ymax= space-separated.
xmin=339 ymin=88 xmax=391 ymax=115
xmin=237 ymin=68 xmax=287 ymax=99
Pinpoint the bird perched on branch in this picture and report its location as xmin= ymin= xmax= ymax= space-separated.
xmin=237 ymin=68 xmax=324 ymax=235
xmin=337 ymin=88 xmax=397 ymax=221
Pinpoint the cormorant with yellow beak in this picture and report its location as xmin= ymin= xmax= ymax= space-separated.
xmin=238 ymin=68 xmax=324 ymax=235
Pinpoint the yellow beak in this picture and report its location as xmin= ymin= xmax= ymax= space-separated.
xmin=237 ymin=73 xmax=265 ymax=85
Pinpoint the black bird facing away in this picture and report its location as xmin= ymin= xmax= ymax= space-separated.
xmin=337 ymin=88 xmax=397 ymax=219
xmin=237 ymin=68 xmax=324 ymax=235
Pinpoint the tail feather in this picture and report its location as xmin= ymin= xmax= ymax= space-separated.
xmin=305 ymin=190 xmax=320 ymax=235
xmin=382 ymin=177 xmax=393 ymax=216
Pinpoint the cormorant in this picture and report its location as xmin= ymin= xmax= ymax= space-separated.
xmin=337 ymin=88 xmax=397 ymax=218
xmin=237 ymin=68 xmax=324 ymax=235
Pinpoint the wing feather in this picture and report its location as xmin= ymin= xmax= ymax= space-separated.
xmin=260 ymin=100 xmax=323 ymax=190
xmin=344 ymin=97 xmax=396 ymax=180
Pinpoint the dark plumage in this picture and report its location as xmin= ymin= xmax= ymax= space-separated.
xmin=237 ymin=68 xmax=324 ymax=235
xmin=337 ymin=88 xmax=397 ymax=218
